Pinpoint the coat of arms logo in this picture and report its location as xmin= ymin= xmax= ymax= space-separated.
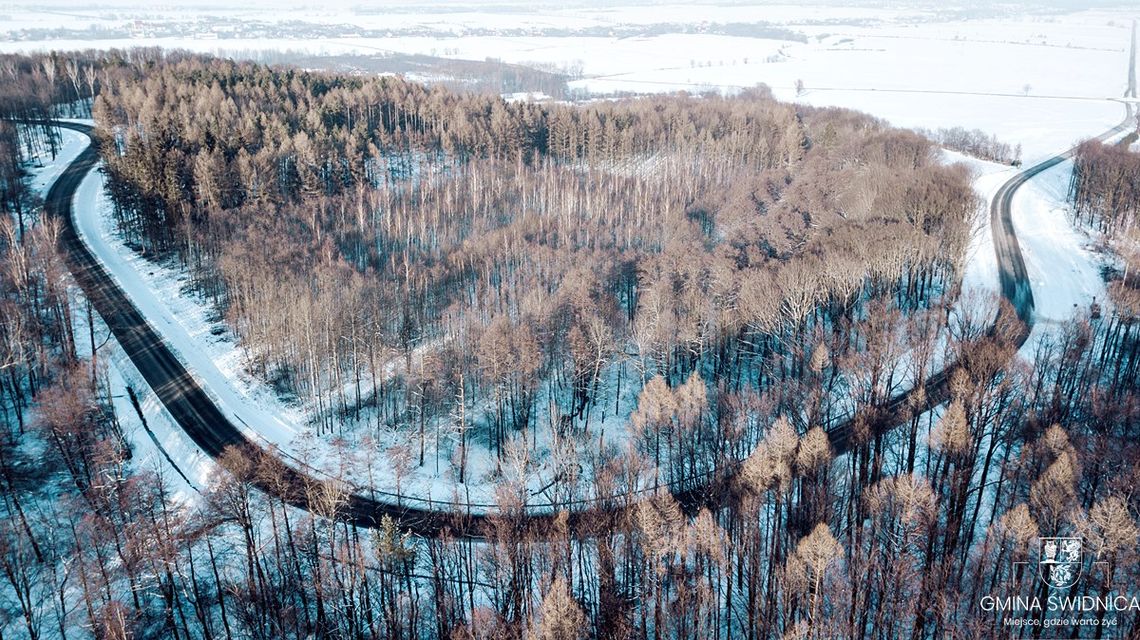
xmin=1038 ymin=537 xmax=1083 ymax=589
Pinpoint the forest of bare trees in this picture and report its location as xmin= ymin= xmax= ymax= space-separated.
xmin=918 ymin=126 xmax=1022 ymax=166
xmin=1069 ymin=138 xmax=1140 ymax=234
xmin=92 ymin=57 xmax=979 ymax=481
xmin=0 ymin=50 xmax=1137 ymax=640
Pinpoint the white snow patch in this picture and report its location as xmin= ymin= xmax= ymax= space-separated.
xmin=1013 ymin=159 xmax=1110 ymax=343
xmin=22 ymin=126 xmax=88 ymax=198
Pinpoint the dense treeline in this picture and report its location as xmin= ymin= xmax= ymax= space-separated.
xmin=229 ymin=49 xmax=574 ymax=99
xmin=0 ymin=50 xmax=115 ymax=466
xmin=0 ymin=53 xmax=131 ymax=640
xmin=918 ymin=126 xmax=1022 ymax=165
xmin=1 ymin=51 xmax=1138 ymax=640
xmin=1069 ymin=138 xmax=1140 ymax=234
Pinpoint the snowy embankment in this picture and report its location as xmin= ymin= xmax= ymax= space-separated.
xmin=73 ymin=170 xmax=306 ymax=447
xmin=24 ymin=127 xmax=206 ymax=503
xmin=67 ymin=155 xmax=536 ymax=510
xmin=23 ymin=125 xmax=87 ymax=193
xmin=70 ymin=167 xmax=315 ymax=497
xmin=951 ymin=151 xmax=1009 ymax=301
xmin=1011 ymin=131 xmax=1134 ymax=346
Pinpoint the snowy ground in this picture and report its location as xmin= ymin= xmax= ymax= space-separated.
xmin=950 ymin=151 xmax=1010 ymax=302
xmin=1011 ymin=139 xmax=1133 ymax=347
xmin=21 ymin=126 xmax=87 ymax=196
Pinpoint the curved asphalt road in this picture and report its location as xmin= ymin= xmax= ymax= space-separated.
xmin=42 ymin=108 xmax=1134 ymax=537
xmin=43 ymin=123 xmax=466 ymax=535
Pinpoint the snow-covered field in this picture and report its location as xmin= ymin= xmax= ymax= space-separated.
xmin=5 ymin=4 xmax=1134 ymax=161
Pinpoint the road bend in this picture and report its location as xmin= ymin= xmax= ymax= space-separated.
xmin=41 ymin=108 xmax=1134 ymax=538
